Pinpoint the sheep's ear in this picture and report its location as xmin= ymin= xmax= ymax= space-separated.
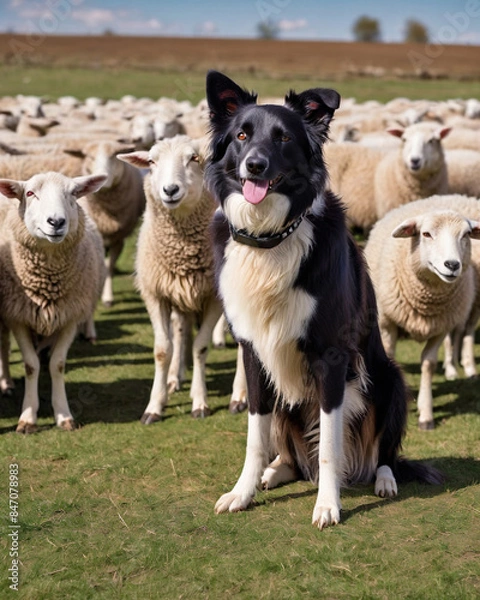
xmin=437 ymin=126 xmax=451 ymax=139
xmin=72 ymin=173 xmax=108 ymax=198
xmin=206 ymin=70 xmax=257 ymax=129
xmin=117 ymin=151 xmax=150 ymax=169
xmin=468 ymin=219 xmax=480 ymax=239
xmin=0 ymin=178 xmax=23 ymax=200
xmin=285 ymin=88 xmax=340 ymax=134
xmin=386 ymin=128 xmax=405 ymax=138
xmin=392 ymin=218 xmax=419 ymax=238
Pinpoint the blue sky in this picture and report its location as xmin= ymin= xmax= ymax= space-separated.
xmin=2 ymin=0 xmax=480 ymax=44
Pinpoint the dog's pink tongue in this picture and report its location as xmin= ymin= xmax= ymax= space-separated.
xmin=242 ymin=179 xmax=269 ymax=204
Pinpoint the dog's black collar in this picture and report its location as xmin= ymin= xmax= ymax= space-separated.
xmin=229 ymin=214 xmax=304 ymax=249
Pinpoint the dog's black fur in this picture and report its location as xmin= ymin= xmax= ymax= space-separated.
xmin=205 ymin=71 xmax=443 ymax=527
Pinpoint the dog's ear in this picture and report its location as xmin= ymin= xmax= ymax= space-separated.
xmin=206 ymin=70 xmax=257 ymax=129
xmin=285 ymin=88 xmax=341 ymax=136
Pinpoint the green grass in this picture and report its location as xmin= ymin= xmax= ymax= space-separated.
xmin=2 ymin=63 xmax=480 ymax=104
xmin=0 ymin=67 xmax=479 ymax=599
xmin=0 ymin=225 xmax=479 ymax=600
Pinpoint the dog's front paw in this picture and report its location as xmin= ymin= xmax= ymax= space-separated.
xmin=375 ymin=465 xmax=398 ymax=498
xmin=215 ymin=491 xmax=253 ymax=513
xmin=312 ymin=502 xmax=341 ymax=530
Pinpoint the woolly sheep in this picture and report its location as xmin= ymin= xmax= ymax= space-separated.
xmin=66 ymin=140 xmax=146 ymax=306
xmin=446 ymin=149 xmax=480 ymax=198
xmin=0 ymin=152 xmax=84 ymax=180
xmin=374 ymin=122 xmax=450 ymax=220
xmin=364 ymin=199 xmax=480 ymax=430
xmin=0 ymin=171 xmax=107 ymax=432
xmin=118 ymin=135 xmax=247 ymax=421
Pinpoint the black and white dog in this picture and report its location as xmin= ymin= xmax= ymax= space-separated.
xmin=205 ymin=71 xmax=442 ymax=529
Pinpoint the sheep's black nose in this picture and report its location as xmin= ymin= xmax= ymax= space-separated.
xmin=246 ymin=157 xmax=268 ymax=176
xmin=410 ymin=157 xmax=421 ymax=170
xmin=444 ymin=260 xmax=460 ymax=272
xmin=47 ymin=217 xmax=66 ymax=230
xmin=163 ymin=184 xmax=180 ymax=197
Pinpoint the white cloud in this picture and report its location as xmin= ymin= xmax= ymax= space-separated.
xmin=71 ymin=9 xmax=115 ymax=28
xmin=278 ymin=18 xmax=307 ymax=32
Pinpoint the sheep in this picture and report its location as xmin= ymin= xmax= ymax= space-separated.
xmin=374 ymin=122 xmax=450 ymax=220
xmin=364 ymin=200 xmax=480 ymax=430
xmin=118 ymin=135 xmax=247 ymax=421
xmin=0 ymin=171 xmax=107 ymax=433
xmin=446 ymin=149 xmax=480 ymax=198
xmin=325 ymin=122 xmax=450 ymax=232
xmin=0 ymin=153 xmax=84 ymax=180
xmin=65 ymin=140 xmax=146 ymax=306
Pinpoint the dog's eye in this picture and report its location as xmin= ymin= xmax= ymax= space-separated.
xmin=281 ymin=135 xmax=291 ymax=143
xmin=237 ymin=131 xmax=247 ymax=141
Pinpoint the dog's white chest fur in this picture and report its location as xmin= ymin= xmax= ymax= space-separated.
xmin=220 ymin=220 xmax=316 ymax=404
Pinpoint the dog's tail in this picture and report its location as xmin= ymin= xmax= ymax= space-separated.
xmin=395 ymin=457 xmax=445 ymax=485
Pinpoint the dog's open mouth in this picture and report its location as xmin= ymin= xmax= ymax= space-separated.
xmin=241 ymin=175 xmax=282 ymax=204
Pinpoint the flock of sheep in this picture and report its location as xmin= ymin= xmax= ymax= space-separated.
xmin=0 ymin=89 xmax=479 ymax=433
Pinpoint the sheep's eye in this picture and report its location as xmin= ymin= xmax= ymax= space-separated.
xmin=281 ymin=134 xmax=291 ymax=143
xmin=422 ymin=231 xmax=432 ymax=238
xmin=237 ymin=131 xmax=246 ymax=141
xmin=148 ymin=159 xmax=155 ymax=165
xmin=26 ymin=191 xmax=35 ymax=198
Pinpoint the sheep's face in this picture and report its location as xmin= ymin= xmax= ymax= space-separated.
xmin=130 ymin=115 xmax=155 ymax=149
xmin=81 ymin=142 xmax=134 ymax=189
xmin=148 ymin=137 xmax=203 ymax=211
xmin=0 ymin=172 xmax=108 ymax=245
xmin=388 ymin=123 xmax=450 ymax=177
xmin=392 ymin=210 xmax=480 ymax=284
xmin=153 ymin=107 xmax=181 ymax=141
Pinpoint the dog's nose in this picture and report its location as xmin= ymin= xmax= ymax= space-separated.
xmin=246 ymin=156 xmax=268 ymax=176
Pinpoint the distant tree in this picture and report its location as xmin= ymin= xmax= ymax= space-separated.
xmin=404 ymin=19 xmax=429 ymax=43
xmin=352 ymin=16 xmax=381 ymax=42
xmin=257 ymin=19 xmax=279 ymax=40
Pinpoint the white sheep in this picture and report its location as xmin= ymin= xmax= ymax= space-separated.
xmin=118 ymin=135 xmax=247 ymax=421
xmin=0 ymin=171 xmax=107 ymax=432
xmin=374 ymin=122 xmax=450 ymax=219
xmin=446 ymin=149 xmax=480 ymax=198
xmin=66 ymin=140 xmax=146 ymax=306
xmin=0 ymin=152 xmax=84 ymax=180
xmin=325 ymin=122 xmax=450 ymax=231
xmin=364 ymin=200 xmax=480 ymax=430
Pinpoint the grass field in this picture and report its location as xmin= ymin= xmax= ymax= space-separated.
xmin=0 ymin=52 xmax=480 ymax=599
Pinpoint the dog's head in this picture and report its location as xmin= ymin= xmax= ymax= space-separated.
xmin=205 ymin=70 xmax=340 ymax=237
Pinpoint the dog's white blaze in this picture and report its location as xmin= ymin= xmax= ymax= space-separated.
xmin=220 ymin=202 xmax=317 ymax=404
xmin=224 ymin=191 xmax=292 ymax=236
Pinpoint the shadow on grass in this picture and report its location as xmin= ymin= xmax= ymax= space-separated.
xmin=255 ymin=456 xmax=478 ymax=524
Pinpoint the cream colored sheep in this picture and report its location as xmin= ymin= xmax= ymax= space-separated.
xmin=66 ymin=140 xmax=146 ymax=306
xmin=0 ymin=153 xmax=84 ymax=180
xmin=0 ymin=171 xmax=107 ymax=432
xmin=446 ymin=149 xmax=480 ymax=198
xmin=364 ymin=200 xmax=480 ymax=430
xmin=118 ymin=135 xmax=247 ymax=421
xmin=374 ymin=122 xmax=450 ymax=219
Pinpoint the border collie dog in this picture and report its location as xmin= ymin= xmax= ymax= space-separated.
xmin=205 ymin=71 xmax=442 ymax=529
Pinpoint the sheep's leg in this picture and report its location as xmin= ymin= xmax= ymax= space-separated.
xmin=12 ymin=324 xmax=40 ymax=434
xmin=229 ymin=344 xmax=248 ymax=414
xmin=443 ymin=329 xmax=460 ymax=381
xmin=167 ymin=309 xmax=189 ymax=393
xmin=212 ymin=313 xmax=227 ymax=348
xmin=101 ymin=241 xmax=124 ymax=307
xmin=190 ymin=297 xmax=222 ymax=418
xmin=418 ymin=334 xmax=444 ymax=430
xmin=0 ymin=324 xmax=14 ymax=394
xmin=142 ymin=295 xmax=172 ymax=424
xmin=379 ymin=322 xmax=398 ymax=358
xmin=49 ymin=322 xmax=78 ymax=430
xmin=460 ymin=308 xmax=480 ymax=378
